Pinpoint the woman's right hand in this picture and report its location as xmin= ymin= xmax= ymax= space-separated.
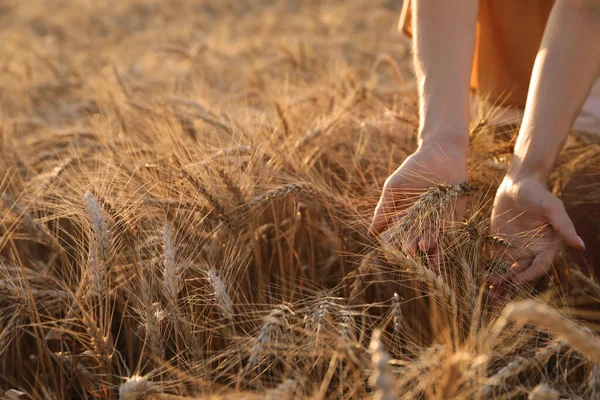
xmin=368 ymin=142 xmax=468 ymax=256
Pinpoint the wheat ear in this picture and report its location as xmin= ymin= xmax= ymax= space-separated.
xmin=207 ymin=268 xmax=234 ymax=319
xmin=162 ymin=222 xmax=179 ymax=311
xmin=248 ymin=304 xmax=294 ymax=368
xmin=84 ymin=191 xmax=110 ymax=298
xmin=369 ymin=329 xmax=398 ymax=400
xmin=528 ymin=383 xmax=560 ymax=400
xmin=119 ymin=375 xmax=157 ymax=400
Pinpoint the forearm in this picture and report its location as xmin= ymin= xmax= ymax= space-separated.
xmin=509 ymin=0 xmax=600 ymax=184
xmin=412 ymin=0 xmax=478 ymax=154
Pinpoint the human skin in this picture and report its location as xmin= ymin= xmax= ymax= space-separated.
xmin=368 ymin=0 xmax=477 ymax=253
xmin=370 ymin=0 xmax=600 ymax=284
xmin=491 ymin=0 xmax=600 ymax=284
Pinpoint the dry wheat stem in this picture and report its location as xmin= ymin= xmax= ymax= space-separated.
xmin=480 ymin=340 xmax=563 ymax=396
xmin=498 ymin=300 xmax=600 ymax=362
xmin=1 ymin=193 xmax=57 ymax=246
xmin=176 ymin=160 xmax=228 ymax=221
xmin=570 ymin=267 xmax=600 ymax=294
xmin=380 ymin=241 xmax=457 ymax=313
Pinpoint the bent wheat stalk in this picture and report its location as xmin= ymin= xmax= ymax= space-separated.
xmin=497 ymin=300 xmax=600 ymax=362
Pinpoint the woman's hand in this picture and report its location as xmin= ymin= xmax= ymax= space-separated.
xmin=369 ymin=143 xmax=468 ymax=256
xmin=490 ymin=175 xmax=585 ymax=285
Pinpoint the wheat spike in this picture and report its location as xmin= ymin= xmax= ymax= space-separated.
xmin=84 ymin=191 xmax=110 ymax=298
xmin=394 ymin=182 xmax=472 ymax=233
xmin=380 ymin=241 xmax=457 ymax=313
xmin=265 ymin=378 xmax=300 ymax=400
xmin=369 ymin=329 xmax=398 ymax=400
xmin=162 ymin=222 xmax=179 ymax=311
xmin=207 ymin=268 xmax=234 ymax=319
xmin=528 ymin=383 xmax=560 ymax=400
xmin=248 ymin=304 xmax=294 ymax=368
xmin=119 ymin=375 xmax=156 ymax=400
xmin=1 ymin=389 xmax=27 ymax=400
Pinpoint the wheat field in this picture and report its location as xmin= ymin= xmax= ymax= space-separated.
xmin=1 ymin=1 xmax=600 ymax=399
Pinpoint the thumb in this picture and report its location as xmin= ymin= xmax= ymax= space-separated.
xmin=547 ymin=199 xmax=585 ymax=251
xmin=369 ymin=189 xmax=395 ymax=237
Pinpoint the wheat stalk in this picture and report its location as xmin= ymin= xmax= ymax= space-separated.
xmin=497 ymin=300 xmax=600 ymax=362
xmin=175 ymin=159 xmax=228 ymax=221
xmin=380 ymin=241 xmax=457 ymax=313
xmin=587 ymin=364 xmax=600 ymax=399
xmin=1 ymin=193 xmax=57 ymax=247
xmin=570 ymin=267 xmax=600 ymax=294
xmin=480 ymin=340 xmax=563 ymax=396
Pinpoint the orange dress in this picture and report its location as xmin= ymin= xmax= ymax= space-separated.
xmin=399 ymin=0 xmax=553 ymax=107
xmin=399 ymin=0 xmax=600 ymax=134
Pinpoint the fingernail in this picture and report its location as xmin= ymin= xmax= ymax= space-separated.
xmin=577 ymin=236 xmax=586 ymax=250
xmin=367 ymin=228 xmax=374 ymax=238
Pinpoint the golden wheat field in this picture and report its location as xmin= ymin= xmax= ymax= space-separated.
xmin=2 ymin=0 xmax=600 ymax=399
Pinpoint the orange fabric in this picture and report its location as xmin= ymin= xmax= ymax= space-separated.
xmin=399 ymin=0 xmax=554 ymax=107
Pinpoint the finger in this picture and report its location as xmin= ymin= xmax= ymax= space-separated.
xmin=509 ymin=258 xmax=534 ymax=275
xmin=546 ymin=200 xmax=586 ymax=251
xmin=369 ymin=189 xmax=395 ymax=237
xmin=512 ymin=249 xmax=558 ymax=285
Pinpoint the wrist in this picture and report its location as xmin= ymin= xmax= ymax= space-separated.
xmin=418 ymin=132 xmax=469 ymax=160
xmin=506 ymin=154 xmax=552 ymax=187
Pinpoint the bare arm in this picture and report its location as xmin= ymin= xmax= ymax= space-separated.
xmin=510 ymin=0 xmax=600 ymax=184
xmin=492 ymin=0 xmax=600 ymax=284
xmin=369 ymin=0 xmax=478 ymax=239
xmin=413 ymin=0 xmax=478 ymax=153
